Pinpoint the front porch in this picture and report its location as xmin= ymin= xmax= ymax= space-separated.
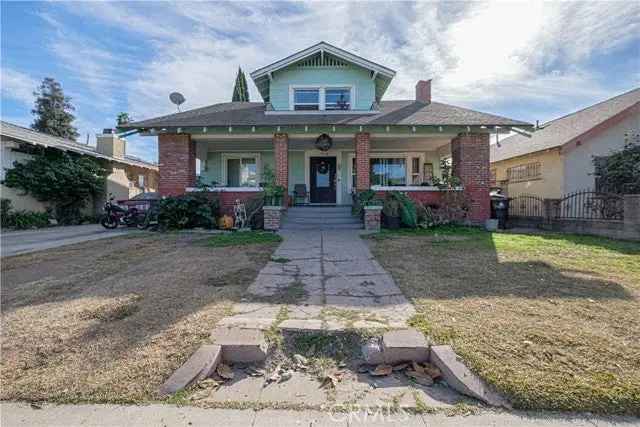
xmin=163 ymin=129 xmax=493 ymax=224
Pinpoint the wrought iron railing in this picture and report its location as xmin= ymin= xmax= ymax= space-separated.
xmin=556 ymin=190 xmax=624 ymax=220
xmin=508 ymin=194 xmax=544 ymax=217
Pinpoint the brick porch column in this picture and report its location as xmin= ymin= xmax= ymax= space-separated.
xmin=273 ymin=133 xmax=289 ymax=206
xmin=158 ymin=133 xmax=195 ymax=196
xmin=355 ymin=132 xmax=370 ymax=191
xmin=451 ymin=132 xmax=490 ymax=224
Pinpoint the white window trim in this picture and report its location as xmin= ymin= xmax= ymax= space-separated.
xmin=221 ymin=153 xmax=262 ymax=187
xmin=289 ymin=84 xmax=355 ymax=111
xmin=347 ymin=152 xmax=426 ymax=194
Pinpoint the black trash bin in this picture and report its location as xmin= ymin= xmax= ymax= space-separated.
xmin=494 ymin=198 xmax=509 ymax=229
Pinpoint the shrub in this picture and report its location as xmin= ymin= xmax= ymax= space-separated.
xmin=0 ymin=198 xmax=50 ymax=230
xmin=593 ymin=141 xmax=640 ymax=193
xmin=352 ymin=189 xmax=380 ymax=217
xmin=383 ymin=191 xmax=417 ymax=228
xmin=156 ymin=193 xmax=219 ymax=230
xmin=2 ymin=147 xmax=108 ymax=224
xmin=417 ymin=190 xmax=470 ymax=228
xmin=244 ymin=195 xmax=265 ymax=230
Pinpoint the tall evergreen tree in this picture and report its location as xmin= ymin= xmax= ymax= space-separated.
xmin=231 ymin=67 xmax=250 ymax=102
xmin=31 ymin=77 xmax=79 ymax=140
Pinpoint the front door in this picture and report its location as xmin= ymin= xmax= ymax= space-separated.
xmin=309 ymin=157 xmax=337 ymax=203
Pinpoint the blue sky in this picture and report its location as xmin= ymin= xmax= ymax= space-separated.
xmin=2 ymin=1 xmax=639 ymax=163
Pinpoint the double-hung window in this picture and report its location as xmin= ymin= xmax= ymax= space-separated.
xmin=226 ymin=156 xmax=258 ymax=187
xmin=325 ymin=88 xmax=351 ymax=110
xmin=370 ymin=158 xmax=406 ymax=186
xmin=293 ymin=89 xmax=320 ymax=111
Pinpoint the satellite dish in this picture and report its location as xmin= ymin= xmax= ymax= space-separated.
xmin=169 ymin=92 xmax=186 ymax=111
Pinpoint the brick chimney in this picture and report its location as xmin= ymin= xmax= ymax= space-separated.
xmin=415 ymin=79 xmax=431 ymax=103
xmin=96 ymin=131 xmax=126 ymax=159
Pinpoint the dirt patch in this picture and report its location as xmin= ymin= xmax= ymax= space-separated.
xmin=369 ymin=228 xmax=640 ymax=415
xmin=1 ymin=233 xmax=278 ymax=403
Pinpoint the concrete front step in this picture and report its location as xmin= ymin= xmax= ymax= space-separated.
xmin=281 ymin=223 xmax=362 ymax=230
xmin=283 ymin=217 xmax=362 ymax=224
xmin=288 ymin=206 xmax=352 ymax=214
xmin=286 ymin=211 xmax=355 ymax=219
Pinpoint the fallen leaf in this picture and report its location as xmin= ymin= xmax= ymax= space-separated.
xmin=279 ymin=371 xmax=293 ymax=383
xmin=198 ymin=378 xmax=220 ymax=389
xmin=293 ymin=354 xmax=308 ymax=365
xmin=406 ymin=370 xmax=434 ymax=386
xmin=320 ymin=374 xmax=340 ymax=388
xmin=422 ymin=363 xmax=442 ymax=380
xmin=190 ymin=389 xmax=211 ymax=400
xmin=357 ymin=364 xmax=370 ymax=374
xmin=216 ymin=363 xmax=234 ymax=380
xmin=370 ymin=364 xmax=393 ymax=376
xmin=392 ymin=363 xmax=409 ymax=371
xmin=411 ymin=361 xmax=425 ymax=374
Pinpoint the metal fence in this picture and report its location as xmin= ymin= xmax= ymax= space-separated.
xmin=556 ymin=190 xmax=624 ymax=220
xmin=508 ymin=194 xmax=544 ymax=217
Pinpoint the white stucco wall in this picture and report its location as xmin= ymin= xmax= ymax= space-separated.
xmin=562 ymin=112 xmax=640 ymax=194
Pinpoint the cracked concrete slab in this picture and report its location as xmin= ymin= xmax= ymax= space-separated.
xmin=223 ymin=229 xmax=416 ymax=331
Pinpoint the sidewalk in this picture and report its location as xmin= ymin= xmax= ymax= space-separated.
xmin=3 ymin=403 xmax=636 ymax=427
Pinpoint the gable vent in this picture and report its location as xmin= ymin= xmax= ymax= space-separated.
xmin=297 ymin=52 xmax=348 ymax=68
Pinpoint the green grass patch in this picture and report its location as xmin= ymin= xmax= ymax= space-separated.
xmin=207 ymin=231 xmax=282 ymax=247
xmin=371 ymin=228 xmax=640 ymax=415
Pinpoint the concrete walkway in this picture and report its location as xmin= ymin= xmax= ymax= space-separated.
xmin=221 ymin=229 xmax=415 ymax=331
xmin=1 ymin=224 xmax=132 ymax=257
xmin=3 ymin=403 xmax=637 ymax=427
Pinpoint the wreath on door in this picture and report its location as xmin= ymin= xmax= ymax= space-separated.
xmin=317 ymin=160 xmax=329 ymax=174
xmin=315 ymin=133 xmax=333 ymax=152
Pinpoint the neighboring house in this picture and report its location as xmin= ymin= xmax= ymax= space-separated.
xmin=491 ymin=88 xmax=640 ymax=198
xmin=118 ymin=42 xmax=531 ymax=223
xmin=1 ymin=121 xmax=159 ymax=213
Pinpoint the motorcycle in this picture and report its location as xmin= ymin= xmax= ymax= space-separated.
xmin=100 ymin=195 xmax=143 ymax=229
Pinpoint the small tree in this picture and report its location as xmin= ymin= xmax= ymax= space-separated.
xmin=593 ymin=136 xmax=640 ymax=194
xmin=231 ymin=67 xmax=250 ymax=102
xmin=116 ymin=112 xmax=132 ymax=126
xmin=3 ymin=147 xmax=109 ymax=224
xmin=31 ymin=77 xmax=79 ymax=140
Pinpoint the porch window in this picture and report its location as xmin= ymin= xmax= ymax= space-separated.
xmin=370 ymin=158 xmax=406 ymax=186
xmin=325 ymin=88 xmax=351 ymax=110
xmin=294 ymin=89 xmax=320 ymax=111
xmin=226 ymin=157 xmax=258 ymax=187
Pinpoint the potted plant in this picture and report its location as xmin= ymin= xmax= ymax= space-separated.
xmin=261 ymin=165 xmax=285 ymax=206
xmin=382 ymin=194 xmax=401 ymax=229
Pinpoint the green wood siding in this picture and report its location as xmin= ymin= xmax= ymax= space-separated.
xmin=270 ymin=65 xmax=375 ymax=111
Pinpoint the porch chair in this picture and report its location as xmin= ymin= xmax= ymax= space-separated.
xmin=293 ymin=184 xmax=308 ymax=205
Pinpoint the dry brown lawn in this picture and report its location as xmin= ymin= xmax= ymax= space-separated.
xmin=369 ymin=227 xmax=640 ymax=415
xmin=1 ymin=233 xmax=278 ymax=403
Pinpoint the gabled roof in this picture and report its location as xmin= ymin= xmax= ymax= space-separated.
xmin=250 ymin=42 xmax=396 ymax=103
xmin=120 ymin=100 xmax=531 ymax=130
xmin=491 ymin=88 xmax=640 ymax=163
xmin=0 ymin=121 xmax=158 ymax=170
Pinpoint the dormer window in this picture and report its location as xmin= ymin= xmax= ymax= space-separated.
xmin=290 ymin=85 xmax=353 ymax=111
xmin=325 ymin=88 xmax=351 ymax=110
xmin=294 ymin=89 xmax=320 ymax=111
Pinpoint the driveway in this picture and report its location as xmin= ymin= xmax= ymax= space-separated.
xmin=1 ymin=224 xmax=132 ymax=257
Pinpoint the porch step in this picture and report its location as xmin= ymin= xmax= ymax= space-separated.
xmin=281 ymin=206 xmax=362 ymax=230
xmin=281 ymin=223 xmax=363 ymax=230
xmin=286 ymin=216 xmax=361 ymax=225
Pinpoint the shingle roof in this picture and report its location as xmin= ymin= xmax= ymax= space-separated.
xmin=0 ymin=121 xmax=158 ymax=170
xmin=491 ymin=88 xmax=640 ymax=163
xmin=120 ymin=100 xmax=531 ymax=130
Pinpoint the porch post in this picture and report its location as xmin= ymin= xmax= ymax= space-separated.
xmin=355 ymin=132 xmax=370 ymax=191
xmin=158 ymin=133 xmax=195 ymax=196
xmin=451 ymin=132 xmax=490 ymax=224
xmin=273 ymin=133 xmax=289 ymax=206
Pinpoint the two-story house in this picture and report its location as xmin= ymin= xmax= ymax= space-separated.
xmin=118 ymin=42 xmax=531 ymax=224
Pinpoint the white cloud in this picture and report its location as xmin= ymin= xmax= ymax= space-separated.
xmin=32 ymin=1 xmax=640 ymax=161
xmin=1 ymin=68 xmax=39 ymax=106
